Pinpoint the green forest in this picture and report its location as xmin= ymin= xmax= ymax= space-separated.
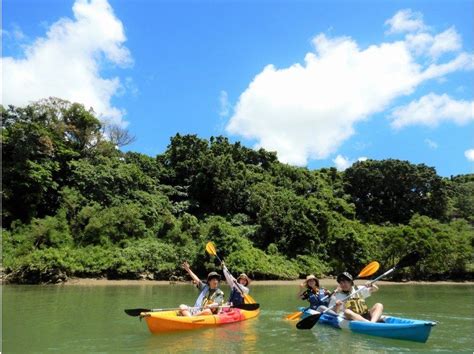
xmin=2 ymin=98 xmax=473 ymax=284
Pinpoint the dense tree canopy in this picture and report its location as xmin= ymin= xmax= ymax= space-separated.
xmin=2 ymin=98 xmax=473 ymax=283
xmin=344 ymin=159 xmax=448 ymax=224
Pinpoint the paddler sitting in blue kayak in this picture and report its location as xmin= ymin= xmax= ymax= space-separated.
xmin=178 ymin=261 xmax=225 ymax=317
xmin=324 ymin=272 xmax=384 ymax=322
xmin=298 ymin=274 xmax=330 ymax=310
xmin=221 ymin=261 xmax=251 ymax=306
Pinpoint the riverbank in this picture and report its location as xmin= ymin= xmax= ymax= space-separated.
xmin=55 ymin=277 xmax=474 ymax=286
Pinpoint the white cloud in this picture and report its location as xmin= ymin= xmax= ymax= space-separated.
xmin=406 ymin=27 xmax=462 ymax=59
xmin=226 ymin=11 xmax=473 ymax=165
xmin=333 ymin=155 xmax=368 ymax=171
xmin=333 ymin=155 xmax=352 ymax=171
xmin=429 ymin=27 xmax=462 ymax=59
xmin=465 ymin=149 xmax=474 ymax=162
xmin=424 ymin=138 xmax=438 ymax=149
xmin=219 ymin=90 xmax=230 ymax=118
xmin=391 ymin=93 xmax=474 ymax=129
xmin=385 ymin=9 xmax=427 ymax=34
xmin=1 ymin=0 xmax=132 ymax=126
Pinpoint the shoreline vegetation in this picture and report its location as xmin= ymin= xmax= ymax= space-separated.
xmin=3 ymin=277 xmax=473 ymax=286
xmin=2 ymin=98 xmax=474 ymax=285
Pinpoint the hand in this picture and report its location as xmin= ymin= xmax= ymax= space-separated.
xmin=299 ymin=282 xmax=306 ymax=288
xmin=181 ymin=261 xmax=190 ymax=271
xmin=221 ymin=261 xmax=225 ymax=268
xmin=336 ymin=300 xmax=342 ymax=306
xmin=365 ymin=281 xmax=373 ymax=288
xmin=335 ymin=285 xmax=342 ymax=293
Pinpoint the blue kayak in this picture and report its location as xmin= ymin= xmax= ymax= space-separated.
xmin=318 ymin=313 xmax=436 ymax=343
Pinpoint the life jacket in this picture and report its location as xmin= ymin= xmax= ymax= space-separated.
xmin=194 ymin=285 xmax=224 ymax=314
xmin=202 ymin=288 xmax=224 ymax=314
xmin=302 ymin=288 xmax=328 ymax=309
xmin=229 ymin=288 xmax=244 ymax=306
xmin=344 ymin=288 xmax=369 ymax=315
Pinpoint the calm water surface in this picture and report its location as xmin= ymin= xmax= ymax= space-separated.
xmin=3 ymin=283 xmax=474 ymax=353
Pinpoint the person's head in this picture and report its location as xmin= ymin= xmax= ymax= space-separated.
xmin=337 ymin=272 xmax=353 ymax=291
xmin=305 ymin=274 xmax=320 ymax=289
xmin=207 ymin=272 xmax=221 ymax=289
xmin=237 ymin=273 xmax=251 ymax=287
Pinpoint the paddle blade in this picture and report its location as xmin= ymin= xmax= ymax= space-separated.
xmin=396 ymin=251 xmax=421 ymax=269
xmin=124 ymin=308 xmax=151 ymax=317
xmin=205 ymin=241 xmax=217 ymax=256
xmin=296 ymin=313 xmax=321 ymax=330
xmin=357 ymin=261 xmax=380 ymax=278
xmin=235 ymin=303 xmax=259 ymax=311
xmin=284 ymin=311 xmax=303 ymax=321
xmin=244 ymin=293 xmax=256 ymax=304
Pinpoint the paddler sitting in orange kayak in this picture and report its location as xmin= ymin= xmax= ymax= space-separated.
xmin=179 ymin=261 xmax=225 ymax=317
xmin=221 ymin=261 xmax=251 ymax=306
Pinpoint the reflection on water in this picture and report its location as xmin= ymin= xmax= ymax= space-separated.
xmin=144 ymin=318 xmax=259 ymax=353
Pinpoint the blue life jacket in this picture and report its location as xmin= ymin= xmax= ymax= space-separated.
xmin=303 ymin=288 xmax=328 ymax=309
xmin=229 ymin=288 xmax=244 ymax=305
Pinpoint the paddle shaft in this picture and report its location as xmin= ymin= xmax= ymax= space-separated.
xmin=323 ymin=266 xmax=397 ymax=313
xmin=215 ymin=252 xmax=246 ymax=297
xmin=132 ymin=304 xmax=232 ymax=314
xmin=206 ymin=242 xmax=252 ymax=300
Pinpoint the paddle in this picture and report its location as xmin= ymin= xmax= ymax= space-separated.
xmin=205 ymin=241 xmax=256 ymax=304
xmin=284 ymin=261 xmax=380 ymax=321
xmin=296 ymin=251 xmax=421 ymax=330
xmin=124 ymin=303 xmax=259 ymax=317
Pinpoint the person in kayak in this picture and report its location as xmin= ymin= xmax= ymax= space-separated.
xmin=179 ymin=261 xmax=225 ymax=317
xmin=329 ymin=272 xmax=383 ymax=322
xmin=221 ymin=261 xmax=251 ymax=306
xmin=298 ymin=274 xmax=330 ymax=310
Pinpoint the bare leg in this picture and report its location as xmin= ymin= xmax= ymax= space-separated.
xmin=369 ymin=303 xmax=383 ymax=322
xmin=344 ymin=309 xmax=370 ymax=322
xmin=179 ymin=304 xmax=192 ymax=317
xmin=194 ymin=308 xmax=213 ymax=316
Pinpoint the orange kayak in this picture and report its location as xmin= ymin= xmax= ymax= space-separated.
xmin=142 ymin=308 xmax=260 ymax=333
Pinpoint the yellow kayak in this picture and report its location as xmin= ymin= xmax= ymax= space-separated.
xmin=142 ymin=307 xmax=260 ymax=333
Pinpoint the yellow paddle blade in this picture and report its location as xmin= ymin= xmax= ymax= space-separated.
xmin=244 ymin=293 xmax=256 ymax=304
xmin=284 ymin=311 xmax=303 ymax=320
xmin=358 ymin=261 xmax=380 ymax=278
xmin=205 ymin=241 xmax=217 ymax=256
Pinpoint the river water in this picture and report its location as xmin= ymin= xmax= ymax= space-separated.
xmin=3 ymin=283 xmax=473 ymax=353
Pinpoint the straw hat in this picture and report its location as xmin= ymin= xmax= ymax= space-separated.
xmin=236 ymin=273 xmax=251 ymax=285
xmin=304 ymin=274 xmax=320 ymax=287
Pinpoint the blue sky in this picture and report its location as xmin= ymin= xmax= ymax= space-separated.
xmin=2 ymin=0 xmax=473 ymax=176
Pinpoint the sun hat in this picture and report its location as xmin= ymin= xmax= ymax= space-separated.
xmin=236 ymin=273 xmax=251 ymax=285
xmin=304 ymin=274 xmax=320 ymax=287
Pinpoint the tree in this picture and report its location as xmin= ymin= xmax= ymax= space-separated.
xmin=344 ymin=159 xmax=448 ymax=224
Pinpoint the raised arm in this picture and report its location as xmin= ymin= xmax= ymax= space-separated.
xmin=182 ymin=261 xmax=201 ymax=285
xmin=222 ymin=262 xmax=249 ymax=294
xmin=222 ymin=262 xmax=236 ymax=288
